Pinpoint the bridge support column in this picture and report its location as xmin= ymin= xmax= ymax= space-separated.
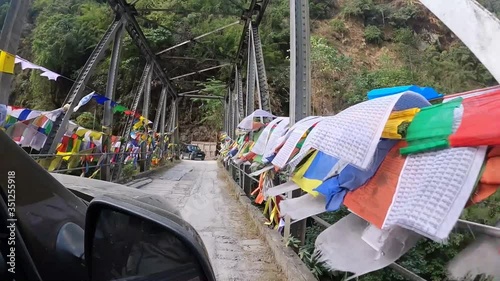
xmin=245 ymin=26 xmax=256 ymax=116
xmin=173 ymin=98 xmax=180 ymax=158
xmin=159 ymin=88 xmax=167 ymax=160
xmin=102 ymin=21 xmax=125 ymax=181
xmin=0 ymin=0 xmax=31 ymax=105
xmin=285 ymin=0 xmax=311 ymax=247
xmin=139 ymin=68 xmax=153 ymax=172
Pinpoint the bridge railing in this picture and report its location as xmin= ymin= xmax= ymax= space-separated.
xmin=30 ymin=147 xmax=178 ymax=182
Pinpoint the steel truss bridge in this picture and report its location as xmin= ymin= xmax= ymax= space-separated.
xmin=1 ymin=0 xmax=500 ymax=280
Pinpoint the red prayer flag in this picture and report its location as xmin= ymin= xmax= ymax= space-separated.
xmin=449 ymin=89 xmax=500 ymax=147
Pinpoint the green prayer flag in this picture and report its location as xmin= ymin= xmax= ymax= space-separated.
xmin=113 ymin=105 xmax=127 ymax=114
xmin=400 ymin=98 xmax=462 ymax=155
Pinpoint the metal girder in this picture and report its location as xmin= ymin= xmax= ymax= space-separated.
xmin=107 ymin=0 xmax=177 ymax=98
xmin=45 ymin=19 xmax=124 ymax=154
xmin=159 ymin=87 xmax=167 ymax=156
xmin=0 ymin=0 xmax=31 ymax=105
xmin=102 ymin=22 xmax=125 ymax=181
xmin=252 ymin=26 xmax=270 ymax=112
xmin=286 ymin=0 xmax=311 ymax=247
xmin=245 ymin=24 xmax=256 ymax=116
xmin=178 ymin=90 xmax=201 ymax=95
xmin=143 ymin=66 xmax=153 ymax=119
xmin=170 ymin=64 xmax=231 ymax=80
xmin=136 ymin=8 xmax=240 ymax=17
xmin=153 ymin=87 xmax=167 ymax=132
xmin=179 ymin=94 xmax=224 ymax=100
xmin=156 ymin=21 xmax=240 ymax=55
xmin=161 ymin=56 xmax=229 ymax=63
xmin=235 ymin=66 xmax=244 ymax=120
xmin=255 ymin=0 xmax=271 ymax=26
xmin=228 ymin=0 xmax=270 ymax=89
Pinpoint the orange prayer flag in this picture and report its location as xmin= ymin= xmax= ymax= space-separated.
xmin=343 ymin=141 xmax=407 ymax=229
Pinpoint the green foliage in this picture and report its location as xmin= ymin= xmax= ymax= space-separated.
xmin=393 ymin=28 xmax=416 ymax=46
xmin=192 ymin=78 xmax=225 ymax=131
xmin=0 ymin=1 xmax=10 ymax=31
xmin=330 ymin=19 xmax=347 ymax=36
xmin=76 ymin=111 xmax=100 ymax=130
xmin=364 ymin=25 xmax=383 ymax=44
xmin=121 ymin=163 xmax=138 ymax=179
xmin=477 ymin=0 xmax=500 ymax=18
xmin=341 ymin=0 xmax=375 ymax=19
xmin=309 ymin=0 xmax=336 ymax=20
xmin=386 ymin=4 xmax=419 ymax=28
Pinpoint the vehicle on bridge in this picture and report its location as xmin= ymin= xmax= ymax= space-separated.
xmin=0 ymin=130 xmax=216 ymax=281
xmin=180 ymin=144 xmax=205 ymax=161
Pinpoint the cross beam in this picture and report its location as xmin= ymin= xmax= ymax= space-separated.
xmin=107 ymin=0 xmax=177 ymax=98
xmin=179 ymin=94 xmax=224 ymax=100
xmin=170 ymin=64 xmax=231 ymax=80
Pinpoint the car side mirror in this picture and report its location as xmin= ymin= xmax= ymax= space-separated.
xmin=84 ymin=194 xmax=216 ymax=281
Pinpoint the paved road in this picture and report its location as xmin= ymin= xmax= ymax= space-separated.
xmin=140 ymin=160 xmax=283 ymax=281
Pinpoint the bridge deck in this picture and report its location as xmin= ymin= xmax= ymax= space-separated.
xmin=140 ymin=160 xmax=283 ymax=281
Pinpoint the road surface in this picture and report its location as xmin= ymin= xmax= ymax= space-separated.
xmin=140 ymin=160 xmax=283 ymax=281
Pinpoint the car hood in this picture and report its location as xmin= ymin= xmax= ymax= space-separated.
xmin=51 ymin=173 xmax=181 ymax=218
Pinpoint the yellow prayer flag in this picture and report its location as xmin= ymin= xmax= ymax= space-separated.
xmin=0 ymin=50 xmax=15 ymax=74
xmin=48 ymin=156 xmax=63 ymax=171
xmin=382 ymin=108 xmax=421 ymax=139
xmin=291 ymin=150 xmax=321 ymax=197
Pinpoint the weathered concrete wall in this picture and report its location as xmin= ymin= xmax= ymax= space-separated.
xmin=192 ymin=141 xmax=218 ymax=159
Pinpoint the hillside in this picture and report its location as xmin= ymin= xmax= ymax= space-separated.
xmin=2 ymin=0 xmax=497 ymax=141
xmin=309 ymin=0 xmax=497 ymax=115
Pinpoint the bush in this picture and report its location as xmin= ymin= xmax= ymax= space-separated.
xmin=121 ymin=163 xmax=138 ymax=179
xmin=76 ymin=111 xmax=100 ymax=130
xmin=387 ymin=4 xmax=420 ymax=28
xmin=330 ymin=19 xmax=347 ymax=36
xmin=310 ymin=0 xmax=336 ymax=20
xmin=393 ymin=28 xmax=416 ymax=46
xmin=342 ymin=0 xmax=375 ymax=18
xmin=364 ymin=25 xmax=383 ymax=44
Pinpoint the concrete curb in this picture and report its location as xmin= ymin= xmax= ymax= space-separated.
xmin=220 ymin=167 xmax=317 ymax=281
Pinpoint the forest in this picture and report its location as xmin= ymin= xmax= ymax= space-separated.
xmin=1 ymin=0 xmax=500 ymax=280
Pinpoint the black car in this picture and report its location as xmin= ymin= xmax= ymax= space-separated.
xmin=180 ymin=144 xmax=205 ymax=161
xmin=0 ymin=130 xmax=216 ymax=281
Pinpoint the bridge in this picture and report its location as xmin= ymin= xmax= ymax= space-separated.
xmin=1 ymin=0 xmax=500 ymax=280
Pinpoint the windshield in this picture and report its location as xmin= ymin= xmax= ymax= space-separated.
xmin=189 ymin=145 xmax=200 ymax=151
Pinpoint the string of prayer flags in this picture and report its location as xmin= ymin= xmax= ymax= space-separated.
xmin=0 ymin=50 xmax=15 ymax=74
xmin=74 ymin=92 xmax=95 ymax=111
xmin=14 ymin=54 xmax=60 ymax=80
xmin=113 ymin=104 xmax=127 ymax=113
